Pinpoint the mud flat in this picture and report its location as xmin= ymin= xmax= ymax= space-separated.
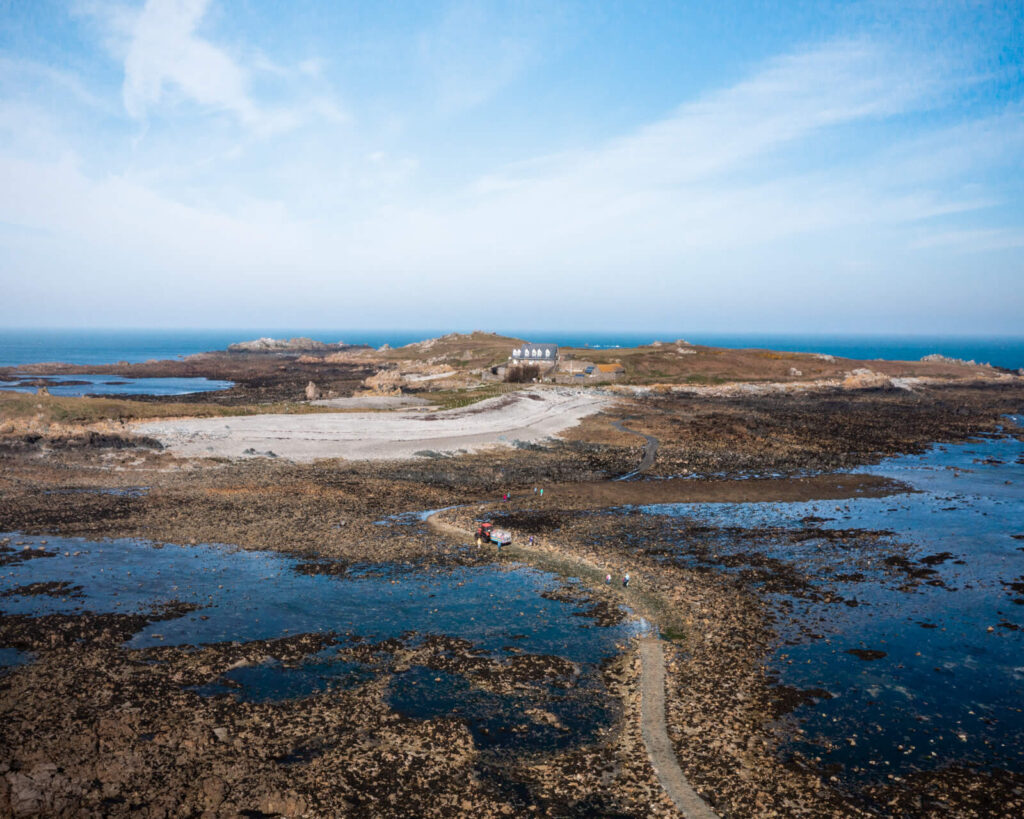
xmin=132 ymin=388 xmax=608 ymax=462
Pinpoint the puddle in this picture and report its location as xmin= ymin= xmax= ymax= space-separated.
xmin=0 ymin=646 xmax=32 ymax=674
xmin=0 ymin=374 xmax=233 ymax=396
xmin=0 ymin=533 xmax=646 ymax=753
xmin=637 ymin=419 xmax=1024 ymax=788
xmin=374 ymin=505 xmax=463 ymax=525
xmin=43 ymin=487 xmax=149 ymax=498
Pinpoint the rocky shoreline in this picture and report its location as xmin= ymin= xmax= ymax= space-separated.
xmin=2 ymin=344 xmax=1024 ymax=816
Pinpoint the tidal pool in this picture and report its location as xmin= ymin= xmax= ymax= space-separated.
xmin=640 ymin=418 xmax=1024 ymax=789
xmin=0 ymin=646 xmax=31 ymax=673
xmin=0 ymin=534 xmax=646 ymax=752
xmin=0 ymin=374 xmax=232 ymax=396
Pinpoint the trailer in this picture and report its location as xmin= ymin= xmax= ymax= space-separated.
xmin=475 ymin=522 xmax=512 ymax=546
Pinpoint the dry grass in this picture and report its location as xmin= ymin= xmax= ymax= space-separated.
xmin=0 ymin=392 xmax=332 ymax=425
xmin=428 ymin=382 xmax=525 ymax=410
xmin=378 ymin=331 xmax=525 ymax=369
xmin=562 ymin=342 xmax=993 ymax=385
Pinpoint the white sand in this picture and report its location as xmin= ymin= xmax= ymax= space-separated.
xmin=133 ymin=388 xmax=608 ymax=462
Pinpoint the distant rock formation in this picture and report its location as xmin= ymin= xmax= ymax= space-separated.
xmin=921 ymin=353 xmax=988 ymax=368
xmin=842 ymin=368 xmax=892 ymax=390
xmin=228 ymin=337 xmax=339 ymax=353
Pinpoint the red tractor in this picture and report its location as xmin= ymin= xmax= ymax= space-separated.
xmin=475 ymin=522 xmax=512 ymax=546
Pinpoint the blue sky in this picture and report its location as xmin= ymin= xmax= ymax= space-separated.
xmin=1 ymin=1 xmax=1022 ymax=333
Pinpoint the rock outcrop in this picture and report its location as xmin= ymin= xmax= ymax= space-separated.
xmin=842 ymin=368 xmax=893 ymax=390
xmin=362 ymin=369 xmax=405 ymax=396
xmin=228 ymin=337 xmax=337 ymax=353
xmin=921 ymin=353 xmax=990 ymax=368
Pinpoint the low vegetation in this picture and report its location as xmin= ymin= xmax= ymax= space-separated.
xmin=0 ymin=392 xmax=331 ymax=426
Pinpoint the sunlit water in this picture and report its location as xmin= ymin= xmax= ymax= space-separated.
xmin=641 ymin=417 xmax=1024 ymax=784
xmin=0 ymin=374 xmax=232 ymax=396
xmin=0 ymin=535 xmax=647 ymax=752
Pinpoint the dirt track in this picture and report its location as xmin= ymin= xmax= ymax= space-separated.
xmin=639 ymin=638 xmax=720 ymax=819
xmin=426 ymin=511 xmax=720 ymax=818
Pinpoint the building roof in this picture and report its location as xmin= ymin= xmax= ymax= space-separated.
xmin=512 ymin=343 xmax=559 ymax=360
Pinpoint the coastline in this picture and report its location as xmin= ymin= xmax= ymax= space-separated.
xmin=1 ymin=334 xmax=1023 ymax=816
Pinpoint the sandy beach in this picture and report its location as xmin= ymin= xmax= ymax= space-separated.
xmin=132 ymin=388 xmax=609 ymax=461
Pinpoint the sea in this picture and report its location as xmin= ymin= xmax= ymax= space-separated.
xmin=1 ymin=329 xmax=1023 ymax=370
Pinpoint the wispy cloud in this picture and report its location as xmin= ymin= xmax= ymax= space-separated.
xmin=2 ymin=19 xmax=1021 ymax=329
xmin=116 ymin=0 xmax=343 ymax=136
xmin=362 ymin=40 xmax=990 ymax=269
xmin=417 ymin=0 xmax=548 ymax=114
xmin=0 ymin=56 xmax=114 ymax=113
xmin=122 ymin=0 xmax=255 ymax=121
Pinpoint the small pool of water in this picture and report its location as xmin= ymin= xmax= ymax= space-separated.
xmin=0 ymin=374 xmax=233 ymax=396
xmin=374 ymin=505 xmax=463 ymax=525
xmin=0 ymin=534 xmax=646 ymax=752
xmin=638 ymin=418 xmax=1024 ymax=789
xmin=0 ymin=646 xmax=32 ymax=674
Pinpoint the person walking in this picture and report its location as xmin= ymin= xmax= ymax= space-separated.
xmin=605 ymin=573 xmax=612 ymax=585
xmin=622 ymin=572 xmax=630 ymax=588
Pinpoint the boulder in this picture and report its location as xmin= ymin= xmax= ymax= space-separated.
xmin=842 ymin=368 xmax=892 ymax=390
xmin=304 ymin=381 xmax=321 ymax=401
xmin=362 ymin=369 xmax=405 ymax=396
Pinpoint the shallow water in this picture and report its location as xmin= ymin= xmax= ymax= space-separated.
xmin=0 ymin=646 xmax=31 ymax=673
xmin=0 ymin=374 xmax=232 ymax=396
xmin=0 ymin=535 xmax=646 ymax=752
xmin=641 ymin=419 xmax=1024 ymax=786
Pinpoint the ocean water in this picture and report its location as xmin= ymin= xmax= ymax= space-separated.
xmin=1 ymin=329 xmax=1022 ymax=370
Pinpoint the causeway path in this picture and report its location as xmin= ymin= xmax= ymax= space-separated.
xmin=425 ymin=511 xmax=719 ymax=818
xmin=610 ymin=419 xmax=660 ymax=480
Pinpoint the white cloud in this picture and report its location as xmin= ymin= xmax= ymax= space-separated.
xmin=2 ymin=32 xmax=1021 ymax=330
xmin=118 ymin=0 xmax=343 ymax=136
xmin=344 ymin=40 xmax=985 ymax=272
xmin=123 ymin=0 xmax=254 ymax=121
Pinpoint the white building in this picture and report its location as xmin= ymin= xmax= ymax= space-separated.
xmin=511 ymin=343 xmax=559 ymax=362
